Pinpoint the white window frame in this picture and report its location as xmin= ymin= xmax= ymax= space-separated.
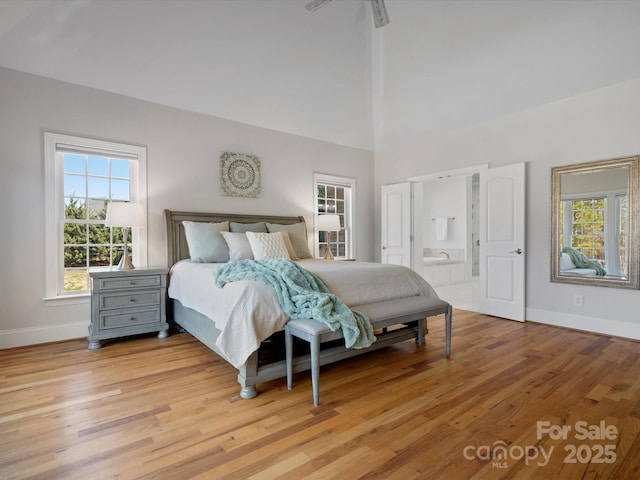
xmin=313 ymin=173 xmax=356 ymax=259
xmin=44 ymin=133 xmax=148 ymax=302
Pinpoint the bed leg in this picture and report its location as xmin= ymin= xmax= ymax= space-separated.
xmin=445 ymin=304 xmax=452 ymax=358
xmin=240 ymin=386 xmax=257 ymax=399
xmin=237 ymin=352 xmax=259 ymax=399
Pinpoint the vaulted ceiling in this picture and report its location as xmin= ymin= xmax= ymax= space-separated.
xmin=1 ymin=1 xmax=639 ymax=151
xmin=0 ymin=0 xmax=373 ymax=149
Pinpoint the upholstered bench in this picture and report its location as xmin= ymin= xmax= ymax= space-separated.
xmin=285 ymin=296 xmax=452 ymax=406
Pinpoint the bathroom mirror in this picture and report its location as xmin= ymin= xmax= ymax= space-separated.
xmin=551 ymin=155 xmax=640 ymax=289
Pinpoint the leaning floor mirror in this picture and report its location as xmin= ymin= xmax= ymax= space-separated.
xmin=551 ymin=155 xmax=640 ymax=289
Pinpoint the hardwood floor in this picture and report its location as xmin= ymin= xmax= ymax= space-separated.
xmin=1 ymin=309 xmax=640 ymax=479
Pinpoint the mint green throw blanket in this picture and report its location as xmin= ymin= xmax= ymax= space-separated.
xmin=214 ymin=259 xmax=376 ymax=349
xmin=562 ymin=247 xmax=606 ymax=276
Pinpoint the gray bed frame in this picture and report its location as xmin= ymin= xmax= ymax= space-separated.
xmin=165 ymin=209 xmax=452 ymax=399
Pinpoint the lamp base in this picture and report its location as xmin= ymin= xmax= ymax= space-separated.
xmin=116 ymin=226 xmax=135 ymax=270
xmin=116 ymin=252 xmax=135 ymax=270
xmin=323 ymin=247 xmax=334 ymax=261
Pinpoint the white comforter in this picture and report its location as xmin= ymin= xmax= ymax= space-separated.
xmin=168 ymin=259 xmax=439 ymax=368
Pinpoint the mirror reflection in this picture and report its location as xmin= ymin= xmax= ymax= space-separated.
xmin=551 ymin=156 xmax=639 ymax=289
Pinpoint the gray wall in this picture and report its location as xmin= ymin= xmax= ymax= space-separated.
xmin=368 ymin=1 xmax=640 ymax=339
xmin=375 ymin=78 xmax=640 ymax=339
xmin=0 ymin=67 xmax=374 ymax=347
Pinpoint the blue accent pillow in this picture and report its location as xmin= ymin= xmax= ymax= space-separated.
xmin=182 ymin=221 xmax=230 ymax=263
xmin=230 ymin=221 xmax=268 ymax=233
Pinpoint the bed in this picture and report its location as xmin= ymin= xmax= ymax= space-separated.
xmin=165 ymin=209 xmax=452 ymax=399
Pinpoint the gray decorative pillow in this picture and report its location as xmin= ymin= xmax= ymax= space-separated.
xmin=280 ymin=231 xmax=299 ymax=261
xmin=230 ymin=221 xmax=268 ymax=233
xmin=221 ymin=232 xmax=254 ymax=261
xmin=266 ymin=222 xmax=312 ymax=259
xmin=182 ymin=221 xmax=230 ymax=263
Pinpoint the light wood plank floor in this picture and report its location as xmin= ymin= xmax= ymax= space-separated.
xmin=1 ymin=310 xmax=640 ymax=479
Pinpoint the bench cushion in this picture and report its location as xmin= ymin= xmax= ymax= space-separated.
xmin=287 ymin=295 xmax=449 ymax=337
xmin=287 ymin=318 xmax=333 ymax=335
xmin=354 ymin=296 xmax=449 ymax=327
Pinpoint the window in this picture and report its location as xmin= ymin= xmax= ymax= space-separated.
xmin=314 ymin=173 xmax=355 ymax=259
xmin=45 ymin=133 xmax=147 ymax=300
xmin=560 ymin=191 xmax=627 ymax=275
xmin=562 ymin=197 xmax=606 ymax=262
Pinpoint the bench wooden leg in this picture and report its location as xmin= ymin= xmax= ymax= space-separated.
xmin=416 ymin=319 xmax=424 ymax=347
xmin=285 ymin=326 xmax=293 ymax=390
xmin=311 ymin=335 xmax=320 ymax=406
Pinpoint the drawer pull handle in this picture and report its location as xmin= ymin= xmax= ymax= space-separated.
xmin=130 ymin=281 xmax=136 ymax=285
xmin=130 ymin=317 xmax=137 ymax=321
xmin=130 ymin=298 xmax=136 ymax=302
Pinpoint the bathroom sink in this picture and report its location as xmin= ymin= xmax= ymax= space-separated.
xmin=423 ymin=256 xmax=455 ymax=265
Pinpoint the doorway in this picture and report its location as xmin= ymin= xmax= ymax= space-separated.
xmin=419 ymin=173 xmax=480 ymax=312
xmin=398 ymin=162 xmax=525 ymax=321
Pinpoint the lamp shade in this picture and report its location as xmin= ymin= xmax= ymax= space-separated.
xmin=317 ymin=214 xmax=341 ymax=232
xmin=105 ymin=202 xmax=144 ymax=228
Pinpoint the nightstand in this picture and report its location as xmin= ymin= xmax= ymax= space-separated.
xmin=88 ymin=267 xmax=169 ymax=350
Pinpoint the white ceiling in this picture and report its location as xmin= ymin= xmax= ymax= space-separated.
xmin=0 ymin=0 xmax=374 ymax=149
xmin=1 ymin=1 xmax=640 ymax=152
xmin=376 ymin=0 xmax=640 ymax=150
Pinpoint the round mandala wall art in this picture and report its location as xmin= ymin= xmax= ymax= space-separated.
xmin=220 ymin=151 xmax=261 ymax=198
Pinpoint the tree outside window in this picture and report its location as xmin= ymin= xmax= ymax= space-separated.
xmin=566 ymin=198 xmax=605 ymax=262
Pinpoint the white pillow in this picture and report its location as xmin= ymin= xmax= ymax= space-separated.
xmin=246 ymin=232 xmax=291 ymax=260
xmin=182 ymin=221 xmax=229 ymax=263
xmin=560 ymin=252 xmax=576 ymax=271
xmin=221 ymin=232 xmax=254 ymax=261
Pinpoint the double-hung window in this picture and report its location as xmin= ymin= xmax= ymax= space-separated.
xmin=314 ymin=173 xmax=355 ymax=259
xmin=561 ymin=197 xmax=606 ymax=261
xmin=560 ymin=191 xmax=627 ymax=275
xmin=44 ymin=133 xmax=147 ymax=300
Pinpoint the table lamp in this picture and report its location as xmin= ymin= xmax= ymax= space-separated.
xmin=317 ymin=214 xmax=341 ymax=260
xmin=105 ymin=202 xmax=144 ymax=270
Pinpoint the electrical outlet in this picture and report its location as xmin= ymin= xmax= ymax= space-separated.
xmin=573 ymin=294 xmax=584 ymax=307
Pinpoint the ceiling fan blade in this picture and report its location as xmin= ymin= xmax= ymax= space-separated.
xmin=305 ymin=0 xmax=334 ymax=12
xmin=369 ymin=0 xmax=389 ymax=28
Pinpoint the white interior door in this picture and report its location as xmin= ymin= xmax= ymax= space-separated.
xmin=479 ymin=163 xmax=526 ymax=321
xmin=381 ymin=182 xmax=411 ymax=267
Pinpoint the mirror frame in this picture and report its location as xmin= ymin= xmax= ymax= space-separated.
xmin=551 ymin=155 xmax=640 ymax=289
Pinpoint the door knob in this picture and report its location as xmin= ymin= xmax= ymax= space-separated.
xmin=510 ymin=248 xmax=523 ymax=254
xmin=382 ymin=246 xmax=387 ymax=250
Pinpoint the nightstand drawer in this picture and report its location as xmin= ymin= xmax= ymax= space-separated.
xmin=95 ymin=274 xmax=163 ymax=291
xmin=101 ymin=308 xmax=162 ymax=329
xmin=99 ymin=290 xmax=161 ymax=310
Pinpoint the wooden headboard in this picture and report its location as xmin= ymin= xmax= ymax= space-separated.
xmin=164 ymin=210 xmax=307 ymax=266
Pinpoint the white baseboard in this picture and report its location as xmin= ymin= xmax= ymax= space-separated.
xmin=526 ymin=307 xmax=640 ymax=340
xmin=0 ymin=323 xmax=88 ymax=349
xmin=4 ymin=311 xmax=637 ymax=349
